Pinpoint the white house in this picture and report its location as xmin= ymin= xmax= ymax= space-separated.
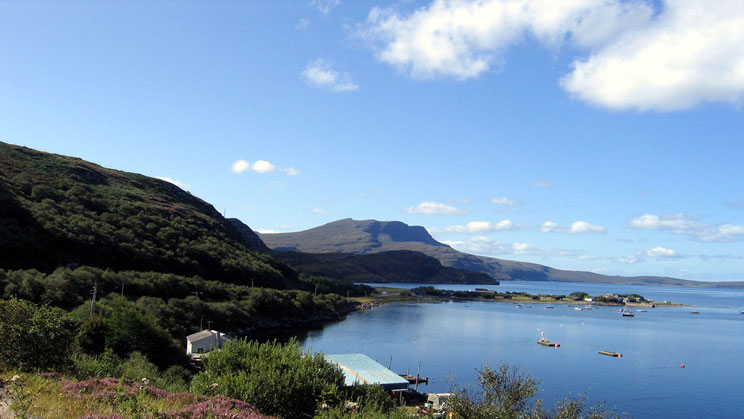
xmin=186 ymin=329 xmax=231 ymax=356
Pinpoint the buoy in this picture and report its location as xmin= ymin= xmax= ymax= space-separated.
xmin=680 ymin=364 xmax=685 ymax=368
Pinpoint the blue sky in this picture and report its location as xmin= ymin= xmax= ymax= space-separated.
xmin=1 ymin=0 xmax=742 ymax=281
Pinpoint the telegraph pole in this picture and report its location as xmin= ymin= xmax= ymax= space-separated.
xmin=89 ymin=281 xmax=98 ymax=317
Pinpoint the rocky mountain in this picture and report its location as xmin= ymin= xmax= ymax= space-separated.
xmin=261 ymin=218 xmax=744 ymax=288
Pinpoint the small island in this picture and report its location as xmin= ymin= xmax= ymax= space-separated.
xmin=354 ymin=286 xmax=681 ymax=308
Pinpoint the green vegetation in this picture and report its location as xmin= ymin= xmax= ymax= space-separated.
xmin=0 ymin=298 xmax=75 ymax=372
xmin=448 ymin=365 xmax=618 ymax=418
xmin=0 ymin=141 xmax=294 ymax=287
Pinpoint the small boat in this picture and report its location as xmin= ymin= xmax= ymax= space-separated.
xmin=636 ymin=309 xmax=647 ymax=312
xmin=545 ymin=306 xmax=554 ymax=309
xmin=516 ymin=304 xmax=523 ymax=309
xmin=690 ymin=310 xmax=700 ymax=314
xmin=598 ymin=350 xmax=622 ymax=357
xmin=621 ymin=307 xmax=634 ymax=317
xmin=574 ymin=307 xmax=583 ymax=311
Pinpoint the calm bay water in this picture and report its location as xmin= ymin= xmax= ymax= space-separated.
xmin=297 ymin=281 xmax=744 ymax=418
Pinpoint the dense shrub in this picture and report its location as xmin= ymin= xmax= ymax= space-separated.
xmin=191 ymin=338 xmax=346 ymax=419
xmin=0 ymin=297 xmax=75 ymax=371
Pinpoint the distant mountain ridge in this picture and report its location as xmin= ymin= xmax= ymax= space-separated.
xmin=261 ymin=218 xmax=744 ymax=288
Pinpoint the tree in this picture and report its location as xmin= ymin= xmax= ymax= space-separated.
xmin=0 ymin=298 xmax=75 ymax=371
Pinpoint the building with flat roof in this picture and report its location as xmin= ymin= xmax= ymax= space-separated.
xmin=324 ymin=354 xmax=409 ymax=391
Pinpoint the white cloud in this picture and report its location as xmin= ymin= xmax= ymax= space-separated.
xmin=569 ymin=221 xmax=606 ymax=234
xmin=257 ymin=229 xmax=280 ymax=234
xmin=156 ymin=177 xmax=190 ymax=189
xmin=251 ymin=160 xmax=276 ymax=173
xmin=562 ymin=1 xmax=744 ymax=111
xmin=646 ymin=246 xmax=679 ymax=258
xmin=405 ymin=201 xmax=466 ymax=215
xmin=232 ymin=159 xmax=299 ymax=176
xmin=443 ymin=236 xmax=579 ymax=258
xmin=431 ymin=219 xmax=515 ymax=234
xmin=359 ymin=0 xmax=744 ymax=111
xmin=491 ymin=197 xmax=515 ymax=206
xmin=530 ymin=180 xmax=551 ymax=188
xmin=231 ymin=159 xmax=250 ymax=173
xmin=540 ymin=221 xmax=558 ymax=233
xmin=540 ymin=220 xmax=605 ymax=234
xmin=311 ymin=0 xmax=340 ymax=15
xmin=359 ymin=0 xmax=650 ymax=80
xmin=302 ymin=59 xmax=358 ymax=92
xmin=312 ymin=208 xmax=327 ymax=214
xmin=629 ymin=213 xmax=744 ymax=242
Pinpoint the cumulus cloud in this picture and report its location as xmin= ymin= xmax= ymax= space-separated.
xmin=232 ymin=160 xmax=250 ymax=173
xmin=430 ymin=219 xmax=515 ymax=234
xmin=491 ymin=197 xmax=516 ymax=206
xmin=646 ymin=246 xmax=679 ymax=258
xmin=156 ymin=177 xmax=190 ymax=189
xmin=562 ymin=1 xmax=744 ymax=110
xmin=540 ymin=220 xmax=605 ymax=234
xmin=302 ymin=59 xmax=358 ymax=92
xmin=312 ymin=208 xmax=327 ymax=214
xmin=569 ymin=221 xmax=607 ymax=234
xmin=358 ymin=0 xmax=650 ymax=80
xmin=359 ymin=0 xmax=744 ymax=111
xmin=405 ymin=201 xmax=466 ymax=215
xmin=629 ymin=213 xmax=744 ymax=242
xmin=442 ymin=237 xmax=534 ymax=256
xmin=540 ymin=221 xmax=558 ymax=233
xmin=231 ymin=160 xmax=299 ymax=176
xmin=257 ymin=229 xmax=280 ymax=234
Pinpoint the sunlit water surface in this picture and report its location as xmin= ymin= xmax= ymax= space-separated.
xmin=295 ymin=282 xmax=744 ymax=418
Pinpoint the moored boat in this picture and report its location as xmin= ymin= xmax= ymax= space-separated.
xmin=598 ymin=350 xmax=622 ymax=357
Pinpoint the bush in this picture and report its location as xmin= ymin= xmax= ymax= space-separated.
xmin=0 ymin=297 xmax=75 ymax=371
xmin=191 ymin=338 xmax=346 ymax=419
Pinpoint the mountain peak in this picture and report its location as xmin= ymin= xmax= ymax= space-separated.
xmin=260 ymin=218 xmax=448 ymax=253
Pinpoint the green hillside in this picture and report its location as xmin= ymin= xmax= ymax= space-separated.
xmin=273 ymin=250 xmax=497 ymax=284
xmin=0 ymin=142 xmax=294 ymax=288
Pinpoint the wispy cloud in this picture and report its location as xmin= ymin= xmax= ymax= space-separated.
xmin=429 ymin=219 xmax=515 ymax=234
xmin=283 ymin=167 xmax=300 ymax=176
xmin=629 ymin=213 xmax=744 ymax=243
xmin=540 ymin=220 xmax=606 ymax=234
xmin=358 ymin=0 xmax=744 ymax=111
xmin=312 ymin=208 xmax=327 ymax=214
xmin=302 ymin=59 xmax=358 ymax=92
xmin=311 ymin=0 xmax=340 ymax=15
xmin=530 ymin=180 xmax=551 ymax=188
xmin=405 ymin=201 xmax=466 ymax=215
xmin=491 ymin=197 xmax=516 ymax=206
xmin=156 ymin=176 xmax=190 ymax=190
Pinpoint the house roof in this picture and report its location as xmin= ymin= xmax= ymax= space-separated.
xmin=186 ymin=330 xmax=214 ymax=342
xmin=324 ymin=354 xmax=409 ymax=390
